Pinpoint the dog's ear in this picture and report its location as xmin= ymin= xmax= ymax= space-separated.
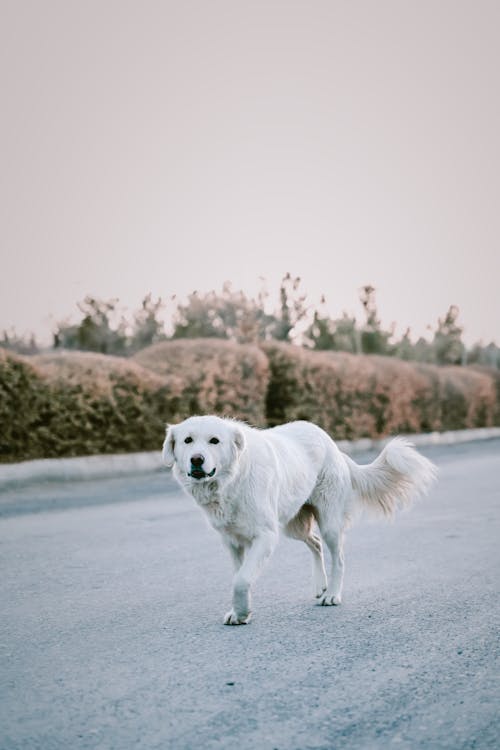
xmin=233 ymin=425 xmax=246 ymax=455
xmin=162 ymin=424 xmax=176 ymax=467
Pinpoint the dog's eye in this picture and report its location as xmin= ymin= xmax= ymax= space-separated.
xmin=184 ymin=437 xmax=193 ymax=444
xmin=209 ymin=437 xmax=220 ymax=445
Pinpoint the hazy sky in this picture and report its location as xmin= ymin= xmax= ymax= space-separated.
xmin=1 ymin=0 xmax=499 ymax=345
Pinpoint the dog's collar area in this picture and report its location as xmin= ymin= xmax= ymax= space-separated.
xmin=188 ymin=467 xmax=216 ymax=480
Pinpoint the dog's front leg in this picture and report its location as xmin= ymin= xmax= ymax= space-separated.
xmin=223 ymin=540 xmax=244 ymax=572
xmin=224 ymin=529 xmax=278 ymax=625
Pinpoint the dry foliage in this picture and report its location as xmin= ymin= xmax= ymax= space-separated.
xmin=0 ymin=349 xmax=182 ymax=461
xmin=32 ymin=351 xmax=168 ymax=397
xmin=262 ymin=342 xmax=499 ymax=438
xmin=1 ymin=340 xmax=499 ymax=462
xmin=470 ymin=365 xmax=500 ymax=425
xmin=0 ymin=348 xmax=52 ymax=462
xmin=133 ymin=339 xmax=270 ymax=425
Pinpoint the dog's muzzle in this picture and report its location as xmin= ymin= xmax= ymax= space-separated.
xmin=188 ymin=453 xmax=216 ymax=480
xmin=188 ymin=467 xmax=216 ymax=480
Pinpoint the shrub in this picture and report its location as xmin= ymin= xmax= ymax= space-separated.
xmin=2 ymin=340 xmax=498 ymax=463
xmin=0 ymin=349 xmax=52 ymax=461
xmin=262 ymin=342 xmax=499 ymax=439
xmin=133 ymin=339 xmax=270 ymax=425
xmin=469 ymin=365 xmax=500 ymax=426
xmin=0 ymin=349 xmax=182 ymax=462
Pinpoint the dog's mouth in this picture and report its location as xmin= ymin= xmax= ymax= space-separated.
xmin=188 ymin=467 xmax=216 ymax=480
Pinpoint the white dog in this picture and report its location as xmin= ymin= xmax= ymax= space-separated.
xmin=163 ymin=416 xmax=437 ymax=625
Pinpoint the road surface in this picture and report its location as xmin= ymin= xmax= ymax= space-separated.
xmin=1 ymin=441 xmax=499 ymax=749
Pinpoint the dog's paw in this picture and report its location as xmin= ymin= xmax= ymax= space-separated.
xmin=318 ymin=593 xmax=342 ymax=606
xmin=224 ymin=609 xmax=252 ymax=626
xmin=314 ymin=585 xmax=327 ymax=599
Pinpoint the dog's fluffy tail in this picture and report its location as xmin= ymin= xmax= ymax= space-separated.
xmin=344 ymin=437 xmax=437 ymax=518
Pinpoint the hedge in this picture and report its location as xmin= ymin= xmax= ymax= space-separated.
xmin=262 ymin=342 xmax=499 ymax=438
xmin=0 ymin=350 xmax=180 ymax=462
xmin=1 ymin=340 xmax=498 ymax=462
xmin=133 ymin=339 xmax=270 ymax=425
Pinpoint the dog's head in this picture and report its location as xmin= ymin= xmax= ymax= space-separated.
xmin=162 ymin=415 xmax=246 ymax=485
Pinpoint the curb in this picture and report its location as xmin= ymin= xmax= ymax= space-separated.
xmin=0 ymin=451 xmax=165 ymax=491
xmin=335 ymin=426 xmax=500 ymax=454
xmin=1 ymin=427 xmax=500 ymax=492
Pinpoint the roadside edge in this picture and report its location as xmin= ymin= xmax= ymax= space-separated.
xmin=1 ymin=426 xmax=500 ymax=491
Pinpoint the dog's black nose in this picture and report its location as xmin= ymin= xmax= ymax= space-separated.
xmin=190 ymin=454 xmax=205 ymax=468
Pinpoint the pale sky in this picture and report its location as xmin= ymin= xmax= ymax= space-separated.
xmin=1 ymin=0 xmax=499 ymax=346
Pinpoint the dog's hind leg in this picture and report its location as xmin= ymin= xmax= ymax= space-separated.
xmin=314 ymin=511 xmax=345 ymax=606
xmin=285 ymin=504 xmax=328 ymax=599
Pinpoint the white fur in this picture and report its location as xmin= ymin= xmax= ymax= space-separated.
xmin=163 ymin=416 xmax=437 ymax=625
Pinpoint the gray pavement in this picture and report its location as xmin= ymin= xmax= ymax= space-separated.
xmin=1 ymin=440 xmax=499 ymax=749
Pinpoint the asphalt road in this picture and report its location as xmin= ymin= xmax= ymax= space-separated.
xmin=1 ymin=441 xmax=499 ymax=750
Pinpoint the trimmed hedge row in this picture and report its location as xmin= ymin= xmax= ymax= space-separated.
xmin=1 ymin=340 xmax=499 ymax=462
xmin=262 ymin=343 xmax=499 ymax=439
xmin=0 ymin=349 xmax=181 ymax=461
xmin=0 ymin=342 xmax=269 ymax=462
xmin=133 ymin=339 xmax=269 ymax=425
